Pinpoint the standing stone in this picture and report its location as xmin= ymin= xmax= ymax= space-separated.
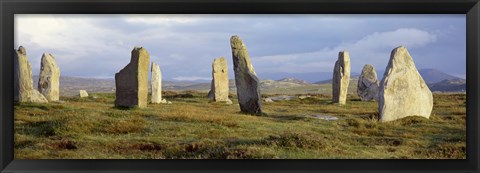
xmin=14 ymin=46 xmax=48 ymax=103
xmin=230 ymin=35 xmax=262 ymax=114
xmin=208 ymin=57 xmax=232 ymax=104
xmin=79 ymin=90 xmax=89 ymax=98
xmin=38 ymin=53 xmax=60 ymax=101
xmin=378 ymin=46 xmax=433 ymax=122
xmin=357 ymin=64 xmax=379 ymax=101
xmin=115 ymin=47 xmax=150 ymax=108
xmin=332 ymin=51 xmax=350 ymax=105
xmin=151 ymin=62 xmax=162 ymax=104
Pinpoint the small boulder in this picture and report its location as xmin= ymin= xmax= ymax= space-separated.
xmin=79 ymin=90 xmax=89 ymax=98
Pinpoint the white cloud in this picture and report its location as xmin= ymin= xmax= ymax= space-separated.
xmin=252 ymin=28 xmax=437 ymax=74
xmin=123 ymin=14 xmax=199 ymax=25
xmin=14 ymin=14 xmax=461 ymax=81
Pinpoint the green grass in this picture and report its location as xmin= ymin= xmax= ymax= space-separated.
xmin=14 ymin=91 xmax=466 ymax=159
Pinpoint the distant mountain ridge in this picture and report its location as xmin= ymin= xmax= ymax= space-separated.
xmin=314 ymin=68 xmax=462 ymax=84
xmin=418 ymin=68 xmax=461 ymax=84
xmin=34 ymin=68 xmax=465 ymax=96
xmin=428 ymin=78 xmax=466 ymax=92
xmin=276 ymin=77 xmax=310 ymax=85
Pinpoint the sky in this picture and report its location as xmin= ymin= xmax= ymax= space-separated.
xmin=14 ymin=14 xmax=466 ymax=82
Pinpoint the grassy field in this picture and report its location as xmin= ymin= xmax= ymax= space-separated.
xmin=14 ymin=90 xmax=466 ymax=159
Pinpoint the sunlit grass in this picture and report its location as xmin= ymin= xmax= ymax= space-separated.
xmin=14 ymin=91 xmax=466 ymax=159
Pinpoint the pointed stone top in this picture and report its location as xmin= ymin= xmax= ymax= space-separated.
xmin=389 ymin=46 xmax=413 ymax=65
xmin=17 ymin=46 xmax=26 ymax=55
xmin=230 ymin=35 xmax=245 ymax=49
xmin=339 ymin=50 xmax=349 ymax=56
xmin=151 ymin=61 xmax=161 ymax=72
xmin=42 ymin=53 xmax=55 ymax=59
xmin=362 ymin=64 xmax=374 ymax=70
xmin=338 ymin=51 xmax=350 ymax=62
xmin=132 ymin=46 xmax=148 ymax=54
xmin=393 ymin=45 xmax=407 ymax=51
xmin=214 ymin=57 xmax=226 ymax=62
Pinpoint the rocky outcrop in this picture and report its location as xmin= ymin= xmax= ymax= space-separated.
xmin=357 ymin=64 xmax=379 ymax=101
xmin=14 ymin=46 xmax=48 ymax=103
xmin=208 ymin=57 xmax=232 ymax=104
xmin=332 ymin=51 xmax=350 ymax=105
xmin=378 ymin=46 xmax=433 ymax=122
xmin=38 ymin=53 xmax=60 ymax=101
xmin=230 ymin=35 xmax=262 ymax=114
xmin=115 ymin=47 xmax=150 ymax=108
xmin=151 ymin=62 xmax=162 ymax=104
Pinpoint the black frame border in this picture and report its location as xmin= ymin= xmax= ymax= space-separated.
xmin=1 ymin=0 xmax=479 ymax=172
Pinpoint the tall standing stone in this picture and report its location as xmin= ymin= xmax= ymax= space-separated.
xmin=332 ymin=51 xmax=350 ymax=105
xmin=357 ymin=64 xmax=379 ymax=101
xmin=115 ymin=47 xmax=150 ymax=108
xmin=14 ymin=46 xmax=48 ymax=103
xmin=38 ymin=53 xmax=60 ymax=101
xmin=378 ymin=46 xmax=433 ymax=122
xmin=151 ymin=62 xmax=162 ymax=104
xmin=208 ymin=57 xmax=232 ymax=104
xmin=230 ymin=35 xmax=262 ymax=114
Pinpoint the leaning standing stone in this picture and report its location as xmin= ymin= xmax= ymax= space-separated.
xmin=115 ymin=47 xmax=150 ymax=108
xmin=38 ymin=53 xmax=60 ymax=101
xmin=151 ymin=62 xmax=162 ymax=104
xmin=14 ymin=46 xmax=48 ymax=103
xmin=332 ymin=51 xmax=350 ymax=105
xmin=208 ymin=57 xmax=232 ymax=104
xmin=378 ymin=46 xmax=433 ymax=122
xmin=357 ymin=64 xmax=379 ymax=101
xmin=230 ymin=35 xmax=262 ymax=114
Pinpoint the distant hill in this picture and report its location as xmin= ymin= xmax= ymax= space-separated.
xmin=35 ymin=67 xmax=466 ymax=97
xmin=33 ymin=75 xmax=116 ymax=96
xmin=418 ymin=68 xmax=461 ymax=84
xmin=259 ymin=77 xmax=312 ymax=90
xmin=314 ymin=68 xmax=462 ymax=85
xmin=259 ymin=72 xmax=332 ymax=83
xmin=429 ymin=79 xmax=466 ymax=92
xmin=276 ymin=77 xmax=310 ymax=85
xmin=313 ymin=75 xmax=360 ymax=84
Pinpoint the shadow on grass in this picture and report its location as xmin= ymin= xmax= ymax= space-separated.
xmin=264 ymin=114 xmax=311 ymax=122
xmin=112 ymin=133 xmax=326 ymax=159
xmin=18 ymin=121 xmax=60 ymax=137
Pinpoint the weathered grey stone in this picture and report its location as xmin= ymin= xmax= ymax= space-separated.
xmin=38 ymin=53 xmax=60 ymax=101
xmin=115 ymin=47 xmax=150 ymax=108
xmin=14 ymin=46 xmax=48 ymax=103
xmin=79 ymin=90 xmax=89 ymax=98
xmin=378 ymin=46 xmax=433 ymax=122
xmin=357 ymin=64 xmax=379 ymax=101
xmin=208 ymin=57 xmax=232 ymax=104
xmin=332 ymin=51 xmax=350 ymax=105
xmin=151 ymin=62 xmax=162 ymax=104
xmin=230 ymin=35 xmax=262 ymax=114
